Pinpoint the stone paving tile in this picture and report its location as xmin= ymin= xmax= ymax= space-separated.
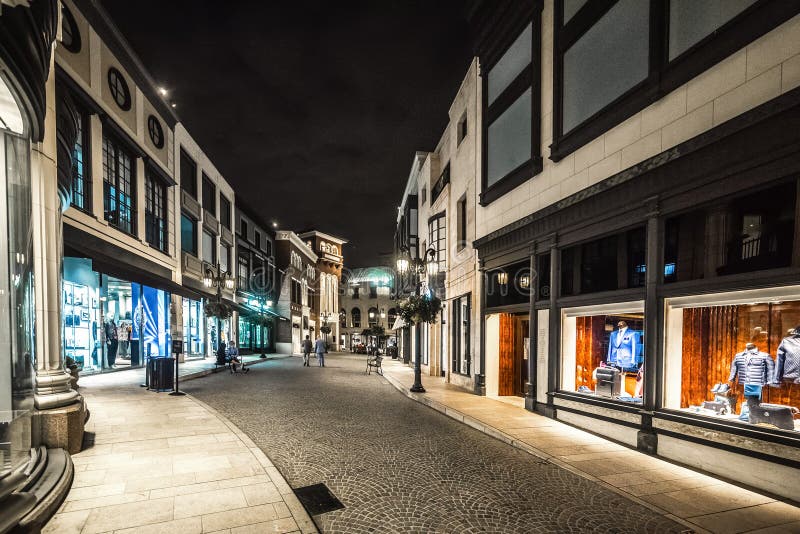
xmin=185 ymin=353 xmax=687 ymax=534
xmin=43 ymin=359 xmax=315 ymax=534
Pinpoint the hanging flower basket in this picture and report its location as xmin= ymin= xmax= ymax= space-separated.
xmin=320 ymin=325 xmax=332 ymax=335
xmin=398 ymin=294 xmax=442 ymax=325
xmin=204 ymin=301 xmax=233 ymax=320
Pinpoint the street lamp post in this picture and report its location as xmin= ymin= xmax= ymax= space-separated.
xmin=396 ymin=246 xmax=437 ymax=393
xmin=203 ymin=264 xmax=235 ymax=360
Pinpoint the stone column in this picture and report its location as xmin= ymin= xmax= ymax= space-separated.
xmin=31 ymin=54 xmax=85 ymax=454
xmin=525 ymin=243 xmax=537 ymax=412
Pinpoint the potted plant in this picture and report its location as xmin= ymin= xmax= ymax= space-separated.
xmin=398 ymin=294 xmax=442 ymax=325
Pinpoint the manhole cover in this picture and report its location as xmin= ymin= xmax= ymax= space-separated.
xmin=293 ymin=483 xmax=345 ymax=516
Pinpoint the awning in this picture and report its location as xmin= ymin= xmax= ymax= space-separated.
xmin=64 ymin=224 xmax=202 ymax=299
xmin=391 ymin=316 xmax=407 ymax=331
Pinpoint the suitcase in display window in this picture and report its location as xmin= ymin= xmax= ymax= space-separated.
xmin=595 ymin=367 xmax=621 ymax=398
xmin=748 ymin=404 xmax=798 ymax=431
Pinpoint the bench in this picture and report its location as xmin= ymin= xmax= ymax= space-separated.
xmin=365 ymin=355 xmax=383 ymax=376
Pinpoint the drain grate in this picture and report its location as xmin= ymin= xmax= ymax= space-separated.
xmin=293 ymin=483 xmax=345 ymax=516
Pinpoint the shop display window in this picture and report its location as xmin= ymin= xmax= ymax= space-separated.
xmin=238 ymin=317 xmax=251 ymax=350
xmin=664 ymin=288 xmax=800 ymax=433
xmin=63 ymin=280 xmax=100 ymax=372
xmin=183 ymin=299 xmax=204 ymax=357
xmin=664 ymin=180 xmax=796 ymax=283
xmin=561 ymin=227 xmax=646 ymax=297
xmin=562 ymin=302 xmax=645 ymax=403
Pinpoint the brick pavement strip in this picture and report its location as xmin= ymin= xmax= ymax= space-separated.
xmin=43 ymin=364 xmax=315 ymax=534
xmin=184 ymin=353 xmax=691 ymax=533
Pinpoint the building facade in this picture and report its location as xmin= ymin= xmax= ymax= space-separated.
xmin=395 ymin=59 xmax=482 ymax=390
xmin=235 ymin=203 xmax=278 ymax=354
xmin=340 ymin=267 xmax=396 ymax=352
xmin=465 ymin=0 xmax=800 ymax=501
xmin=299 ymin=230 xmax=347 ymax=351
xmin=176 ymin=123 xmax=237 ymax=360
xmin=274 ymin=230 xmax=318 ymax=354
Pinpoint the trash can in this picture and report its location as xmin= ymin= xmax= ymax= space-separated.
xmin=149 ymin=357 xmax=175 ymax=392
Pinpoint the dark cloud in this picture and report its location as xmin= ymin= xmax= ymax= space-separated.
xmin=102 ymin=0 xmax=472 ymax=267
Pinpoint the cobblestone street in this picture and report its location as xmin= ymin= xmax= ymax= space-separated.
xmin=184 ymin=354 xmax=685 ymax=533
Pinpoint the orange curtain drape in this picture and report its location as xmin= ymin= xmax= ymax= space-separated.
xmin=681 ymin=303 xmax=800 ymax=412
xmin=575 ymin=316 xmax=606 ymax=390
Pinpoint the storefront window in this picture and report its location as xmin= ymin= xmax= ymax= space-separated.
xmin=1 ymin=115 xmax=36 ymax=477
xmin=664 ymin=288 xmax=800 ymax=433
xmin=238 ymin=316 xmax=251 ymax=350
xmin=561 ymin=227 xmax=646 ymax=296
xmin=664 ymin=180 xmax=796 ymax=283
xmin=451 ymin=294 xmax=470 ymax=375
xmin=562 ymin=302 xmax=645 ymax=403
xmin=183 ymin=298 xmax=204 ymax=356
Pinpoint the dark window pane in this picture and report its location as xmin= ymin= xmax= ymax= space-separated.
xmin=562 ymin=0 xmax=649 ymax=133
xmin=202 ymin=230 xmax=216 ymax=265
xmin=181 ymin=214 xmax=197 ymax=256
xmin=563 ymin=0 xmax=588 ymax=24
xmin=220 ymin=196 xmax=231 ymax=229
xmin=664 ymin=180 xmax=797 ymax=283
xmin=102 ymin=135 xmax=135 ymax=235
xmin=537 ymin=253 xmax=551 ymax=300
xmin=145 ymin=168 xmax=167 ymax=252
xmin=488 ymin=23 xmax=532 ymax=104
xmin=487 ymin=88 xmax=532 ymax=187
xmin=561 ymin=227 xmax=646 ymax=296
xmin=486 ymin=260 xmax=531 ymax=308
xmin=202 ymin=173 xmax=215 ymax=216
xmin=669 ymin=0 xmax=756 ymax=60
xmin=180 ymin=149 xmax=197 ymax=198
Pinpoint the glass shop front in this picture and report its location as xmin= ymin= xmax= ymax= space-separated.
xmin=63 ymin=257 xmax=171 ymax=374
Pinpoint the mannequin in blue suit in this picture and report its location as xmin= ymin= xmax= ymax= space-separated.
xmin=607 ymin=320 xmax=639 ymax=369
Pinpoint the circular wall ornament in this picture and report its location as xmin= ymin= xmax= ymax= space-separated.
xmin=147 ymin=115 xmax=164 ymax=148
xmin=107 ymin=67 xmax=131 ymax=111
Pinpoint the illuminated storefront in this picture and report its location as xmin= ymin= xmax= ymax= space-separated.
xmin=63 ymin=257 xmax=170 ymax=374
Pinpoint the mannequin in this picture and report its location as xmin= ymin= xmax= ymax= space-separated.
xmin=729 ymin=342 xmax=775 ymax=419
xmin=775 ymin=325 xmax=800 ymax=384
xmin=607 ymin=320 xmax=640 ymax=370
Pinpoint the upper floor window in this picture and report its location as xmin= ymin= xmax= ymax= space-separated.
xmin=255 ymin=231 xmax=261 ymax=250
xmin=266 ymin=240 xmax=273 ymax=257
xmin=457 ymin=112 xmax=468 ymax=145
xmin=102 ymin=135 xmax=135 ymax=235
xmin=220 ymin=245 xmax=230 ymax=274
xmin=220 ymin=195 xmax=231 ymax=229
xmin=202 ymin=173 xmax=216 ymax=216
xmin=180 ymin=149 xmax=197 ymax=198
xmin=181 ymin=214 xmax=197 ymax=256
xmin=457 ymin=196 xmax=467 ymax=250
xmin=369 ymin=284 xmax=377 ymax=299
xmin=352 ymin=286 xmax=360 ymax=299
xmin=147 ymin=116 xmax=164 ymax=149
xmin=202 ymin=230 xmax=216 ymax=265
xmin=238 ymin=253 xmax=250 ymax=291
xmin=144 ymin=168 xmax=167 ymax=252
xmin=552 ymin=0 xmax=792 ymax=159
xmin=421 ymin=186 xmax=427 ymax=205
xmin=107 ymin=68 xmax=131 ymax=111
xmin=69 ymin=107 xmax=91 ymax=212
xmin=431 ymin=163 xmax=450 ymax=204
xmin=351 ymin=307 xmax=361 ymax=328
xmin=428 ymin=213 xmax=446 ymax=273
xmin=240 ymin=218 xmax=248 ymax=239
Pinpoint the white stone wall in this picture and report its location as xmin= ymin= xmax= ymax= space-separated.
xmin=476 ymin=4 xmax=800 ymax=240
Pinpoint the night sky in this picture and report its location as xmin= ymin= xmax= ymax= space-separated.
xmin=101 ymin=0 xmax=473 ymax=268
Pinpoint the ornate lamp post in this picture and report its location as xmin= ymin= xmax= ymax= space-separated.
xmin=396 ymin=246 xmax=437 ymax=393
xmin=203 ymin=264 xmax=235 ymax=357
xmin=320 ymin=311 xmax=334 ymax=346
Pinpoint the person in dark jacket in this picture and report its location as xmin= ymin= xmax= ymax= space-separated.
xmin=302 ymin=335 xmax=313 ymax=367
xmin=216 ymin=340 xmax=227 ymax=366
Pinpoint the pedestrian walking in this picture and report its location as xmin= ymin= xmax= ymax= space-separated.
xmin=302 ymin=335 xmax=313 ymax=367
xmin=314 ymin=336 xmax=327 ymax=367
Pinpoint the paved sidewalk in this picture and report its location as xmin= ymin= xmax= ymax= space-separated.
xmin=43 ymin=357 xmax=315 ymax=534
xmin=381 ymin=359 xmax=800 ymax=534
